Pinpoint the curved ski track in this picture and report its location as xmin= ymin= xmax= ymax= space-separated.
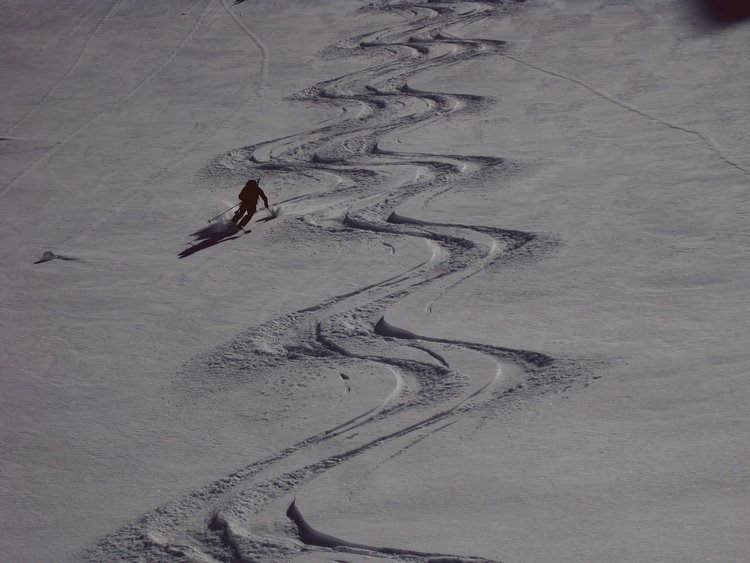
xmin=82 ymin=3 xmax=592 ymax=562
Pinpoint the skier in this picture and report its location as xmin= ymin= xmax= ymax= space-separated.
xmin=232 ymin=178 xmax=269 ymax=231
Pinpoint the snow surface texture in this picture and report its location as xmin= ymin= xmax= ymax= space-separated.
xmin=2 ymin=1 xmax=749 ymax=563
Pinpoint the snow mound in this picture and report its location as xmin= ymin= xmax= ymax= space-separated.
xmin=34 ymin=251 xmax=78 ymax=264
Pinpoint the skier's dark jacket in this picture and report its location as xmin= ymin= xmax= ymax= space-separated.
xmin=239 ymin=179 xmax=268 ymax=208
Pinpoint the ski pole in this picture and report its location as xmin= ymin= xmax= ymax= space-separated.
xmin=207 ymin=203 xmax=241 ymax=223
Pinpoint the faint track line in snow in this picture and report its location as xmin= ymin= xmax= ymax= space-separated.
xmin=0 ymin=114 xmax=103 ymax=200
xmin=4 ymin=0 xmax=125 ymax=136
xmin=0 ymin=0 xmax=216 ymax=201
xmin=118 ymin=0 xmax=216 ymax=105
xmin=502 ymin=53 xmax=750 ymax=177
xmin=39 ymin=0 xmax=101 ymax=53
xmin=220 ymin=0 xmax=269 ymax=95
xmin=101 ymin=53 xmax=141 ymax=107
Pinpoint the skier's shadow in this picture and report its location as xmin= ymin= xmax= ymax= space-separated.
xmin=179 ymin=221 xmax=242 ymax=259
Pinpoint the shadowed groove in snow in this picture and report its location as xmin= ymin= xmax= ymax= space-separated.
xmin=286 ymin=500 xmax=503 ymax=563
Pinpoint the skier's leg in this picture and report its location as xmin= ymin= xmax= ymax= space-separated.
xmin=238 ymin=207 xmax=257 ymax=228
xmin=231 ymin=203 xmax=248 ymax=224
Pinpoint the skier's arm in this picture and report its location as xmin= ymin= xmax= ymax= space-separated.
xmin=260 ymin=190 xmax=269 ymax=208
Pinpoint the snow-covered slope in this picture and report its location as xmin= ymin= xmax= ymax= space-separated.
xmin=2 ymin=2 xmax=748 ymax=563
